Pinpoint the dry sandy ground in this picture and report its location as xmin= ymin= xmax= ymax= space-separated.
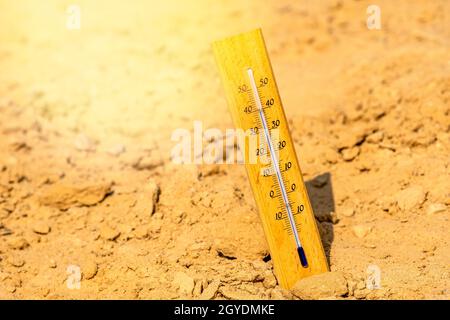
xmin=0 ymin=0 xmax=449 ymax=299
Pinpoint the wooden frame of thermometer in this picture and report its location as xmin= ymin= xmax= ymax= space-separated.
xmin=212 ymin=28 xmax=328 ymax=289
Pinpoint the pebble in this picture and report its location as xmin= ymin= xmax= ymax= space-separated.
xmin=356 ymin=159 xmax=372 ymax=172
xmin=324 ymin=149 xmax=339 ymax=164
xmin=356 ymin=280 xmax=366 ymax=290
xmin=144 ymin=180 xmax=160 ymax=215
xmin=133 ymin=154 xmax=164 ymax=171
xmin=422 ymin=245 xmax=436 ymax=254
xmin=234 ymin=268 xmax=260 ymax=282
xmin=0 ymin=224 xmax=13 ymax=236
xmin=352 ymin=225 xmax=372 ymax=238
xmin=336 ymin=130 xmax=366 ymax=150
xmin=100 ymin=226 xmax=120 ymax=241
xmin=214 ymin=240 xmax=238 ymax=259
xmin=291 ymin=271 xmax=348 ymax=299
xmin=347 ymin=279 xmax=357 ymax=296
xmin=113 ymin=185 xmax=137 ymax=195
xmin=173 ymin=271 xmax=195 ymax=295
xmin=193 ymin=279 xmax=206 ymax=297
xmin=8 ymin=237 xmax=29 ymax=250
xmin=426 ymin=203 xmax=446 ymax=215
xmin=38 ymin=182 xmax=112 ymax=210
xmin=276 ymin=288 xmax=295 ymax=299
xmin=262 ymin=271 xmax=278 ymax=289
xmin=199 ymin=279 xmax=220 ymax=300
xmin=197 ymin=165 xmax=223 ymax=179
xmin=107 ymin=144 xmax=126 ymax=156
xmin=379 ymin=142 xmax=396 ymax=151
xmin=354 ymin=289 xmax=369 ymax=299
xmin=82 ymin=260 xmax=98 ymax=280
xmin=340 ymin=206 xmax=355 ymax=217
xmin=311 ymin=174 xmax=328 ymax=188
xmin=220 ymin=286 xmax=259 ymax=300
xmin=8 ymin=256 xmax=25 ymax=267
xmin=366 ymin=131 xmax=384 ymax=144
xmin=134 ymin=226 xmax=149 ymax=239
xmin=32 ymin=221 xmax=51 ymax=235
xmin=5 ymin=285 xmax=17 ymax=293
xmin=395 ymin=186 xmax=426 ymax=211
xmin=74 ymin=134 xmax=96 ymax=152
xmin=49 ymin=259 xmax=57 ymax=268
xmin=341 ymin=146 xmax=360 ymax=161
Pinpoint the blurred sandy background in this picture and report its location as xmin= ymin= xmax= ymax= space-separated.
xmin=0 ymin=0 xmax=449 ymax=299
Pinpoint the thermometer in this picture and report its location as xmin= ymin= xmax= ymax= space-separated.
xmin=213 ymin=28 xmax=328 ymax=289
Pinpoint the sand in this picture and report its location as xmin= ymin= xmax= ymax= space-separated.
xmin=0 ymin=0 xmax=449 ymax=299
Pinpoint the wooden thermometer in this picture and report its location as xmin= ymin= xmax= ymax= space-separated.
xmin=212 ymin=28 xmax=328 ymax=289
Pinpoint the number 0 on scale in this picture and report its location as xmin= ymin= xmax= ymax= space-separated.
xmin=213 ymin=29 xmax=328 ymax=289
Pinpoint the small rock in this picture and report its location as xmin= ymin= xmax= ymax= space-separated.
xmin=82 ymin=261 xmax=98 ymax=280
xmin=356 ymin=159 xmax=372 ymax=172
xmin=367 ymin=288 xmax=388 ymax=300
xmin=352 ymin=225 xmax=372 ymax=238
xmin=8 ymin=237 xmax=29 ymax=250
xmin=38 ymin=182 xmax=112 ymax=210
xmin=32 ymin=221 xmax=51 ymax=235
xmin=422 ymin=245 xmax=436 ymax=253
xmin=107 ymin=144 xmax=126 ymax=156
xmin=8 ymin=256 xmax=25 ymax=267
xmin=340 ymin=207 xmax=355 ymax=217
xmin=0 ymin=224 xmax=13 ymax=236
xmin=199 ymin=279 xmax=220 ymax=300
xmin=426 ymin=203 xmax=446 ymax=215
xmin=292 ymin=271 xmax=348 ymax=299
xmin=0 ymin=281 xmax=17 ymax=297
xmin=336 ymin=130 xmax=366 ymax=150
xmin=220 ymin=286 xmax=260 ymax=300
xmin=1 ymin=202 xmax=15 ymax=214
xmin=193 ymin=279 xmax=206 ymax=297
xmin=324 ymin=149 xmax=339 ymax=164
xmin=354 ymin=288 xmax=369 ymax=299
xmin=270 ymin=288 xmax=293 ymax=300
xmin=214 ymin=240 xmax=238 ymax=259
xmin=395 ymin=186 xmax=426 ymax=211
xmin=30 ymin=287 xmax=50 ymax=298
xmin=356 ymin=280 xmax=366 ymax=290
xmin=133 ymin=154 xmax=164 ymax=171
xmin=262 ymin=271 xmax=278 ymax=289
xmin=197 ymin=165 xmax=223 ymax=179
xmin=49 ymin=259 xmax=57 ymax=268
xmin=175 ymin=211 xmax=186 ymax=224
xmin=377 ymin=195 xmax=395 ymax=212
xmin=142 ymin=180 xmax=160 ymax=215
xmin=100 ymin=226 xmax=120 ymax=241
xmin=74 ymin=134 xmax=96 ymax=152
xmin=234 ymin=269 xmax=260 ymax=282
xmin=134 ymin=225 xmax=149 ymax=239
xmin=190 ymin=242 xmax=211 ymax=251
xmin=379 ymin=142 xmax=396 ymax=151
xmin=311 ymin=174 xmax=328 ymax=188
xmin=113 ymin=185 xmax=137 ymax=195
xmin=347 ymin=279 xmax=357 ymax=296
xmin=341 ymin=147 xmax=360 ymax=161
xmin=366 ymin=131 xmax=384 ymax=144
xmin=173 ymin=271 xmax=195 ymax=295
xmin=330 ymin=211 xmax=339 ymax=224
